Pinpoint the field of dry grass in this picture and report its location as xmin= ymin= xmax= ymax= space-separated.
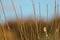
xmin=0 ymin=0 xmax=60 ymax=40
xmin=0 ymin=18 xmax=60 ymax=40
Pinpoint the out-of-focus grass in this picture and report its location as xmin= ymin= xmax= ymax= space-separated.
xmin=0 ymin=18 xmax=60 ymax=40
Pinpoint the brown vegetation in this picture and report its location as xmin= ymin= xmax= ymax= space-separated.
xmin=0 ymin=18 xmax=60 ymax=40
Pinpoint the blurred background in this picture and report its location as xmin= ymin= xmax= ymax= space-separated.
xmin=0 ymin=0 xmax=60 ymax=23
xmin=0 ymin=0 xmax=60 ymax=40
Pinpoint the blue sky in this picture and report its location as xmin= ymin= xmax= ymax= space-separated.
xmin=0 ymin=0 xmax=60 ymax=23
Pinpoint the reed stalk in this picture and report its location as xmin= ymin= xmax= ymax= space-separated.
xmin=46 ymin=4 xmax=48 ymax=27
xmin=30 ymin=23 xmax=35 ymax=40
xmin=11 ymin=0 xmax=20 ymax=33
xmin=31 ymin=0 xmax=39 ymax=40
xmin=11 ymin=0 xmax=19 ymax=25
xmin=0 ymin=9 xmax=6 ymax=40
xmin=30 ymin=23 xmax=33 ymax=40
xmin=20 ymin=5 xmax=27 ymax=40
xmin=54 ymin=0 xmax=56 ymax=24
xmin=11 ymin=0 xmax=25 ymax=40
xmin=11 ymin=0 xmax=27 ymax=39
xmin=57 ymin=4 xmax=59 ymax=14
xmin=46 ymin=4 xmax=50 ymax=40
xmin=50 ymin=20 xmax=53 ymax=33
xmin=38 ymin=0 xmax=41 ymax=26
xmin=54 ymin=0 xmax=57 ymax=40
xmin=1 ymin=25 xmax=7 ymax=40
xmin=20 ymin=5 xmax=25 ymax=40
xmin=38 ymin=0 xmax=41 ymax=40
xmin=55 ymin=4 xmax=59 ymax=40
xmin=0 ymin=0 xmax=11 ymax=40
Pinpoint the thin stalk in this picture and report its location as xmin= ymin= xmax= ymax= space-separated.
xmin=11 ymin=0 xmax=20 ymax=33
xmin=20 ymin=5 xmax=27 ymax=40
xmin=0 ymin=10 xmax=6 ymax=40
xmin=57 ymin=4 xmax=59 ymax=14
xmin=20 ymin=24 xmax=24 ymax=40
xmin=57 ymin=4 xmax=59 ymax=40
xmin=58 ymin=23 xmax=60 ymax=40
xmin=31 ymin=0 xmax=39 ymax=40
xmin=11 ymin=0 xmax=25 ymax=40
xmin=55 ymin=4 xmax=59 ymax=40
xmin=46 ymin=4 xmax=49 ymax=40
xmin=11 ymin=0 xmax=19 ymax=26
xmin=30 ymin=23 xmax=35 ymax=40
xmin=46 ymin=4 xmax=48 ymax=27
xmin=50 ymin=20 xmax=53 ymax=35
xmin=1 ymin=25 xmax=7 ymax=40
xmin=38 ymin=0 xmax=41 ymax=27
xmin=38 ymin=0 xmax=41 ymax=40
xmin=54 ymin=0 xmax=57 ymax=40
xmin=54 ymin=0 xmax=56 ymax=24
xmin=20 ymin=5 xmax=25 ymax=40
xmin=50 ymin=3 xmax=54 ymax=32
xmin=0 ymin=0 xmax=11 ymax=40
xmin=30 ymin=23 xmax=33 ymax=40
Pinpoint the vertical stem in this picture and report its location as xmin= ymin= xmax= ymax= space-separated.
xmin=54 ymin=0 xmax=57 ymax=40
xmin=38 ymin=0 xmax=41 ymax=40
xmin=11 ymin=0 xmax=19 ymax=25
xmin=46 ymin=4 xmax=48 ymax=27
xmin=38 ymin=0 xmax=41 ymax=26
xmin=11 ymin=0 xmax=25 ymax=40
xmin=46 ymin=4 xmax=49 ymax=40
xmin=0 ymin=0 xmax=11 ymax=40
xmin=0 ymin=8 xmax=6 ymax=40
xmin=1 ymin=25 xmax=7 ymax=40
xmin=20 ymin=5 xmax=25 ymax=40
xmin=56 ymin=4 xmax=59 ymax=40
xmin=31 ymin=0 xmax=39 ymax=40
xmin=30 ymin=23 xmax=35 ymax=40
xmin=11 ymin=0 xmax=20 ymax=33
xmin=50 ymin=20 xmax=53 ymax=33
xmin=20 ymin=5 xmax=27 ymax=40
xmin=57 ymin=4 xmax=59 ymax=16
xmin=54 ymin=0 xmax=56 ymax=23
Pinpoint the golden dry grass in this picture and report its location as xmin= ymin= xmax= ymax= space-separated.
xmin=0 ymin=18 xmax=60 ymax=40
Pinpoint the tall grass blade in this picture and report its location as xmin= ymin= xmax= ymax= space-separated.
xmin=31 ymin=0 xmax=39 ymax=40
xmin=54 ymin=0 xmax=58 ymax=40
xmin=38 ymin=0 xmax=42 ymax=40
xmin=0 ymin=0 xmax=11 ymax=40
xmin=20 ymin=4 xmax=27 ymax=40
